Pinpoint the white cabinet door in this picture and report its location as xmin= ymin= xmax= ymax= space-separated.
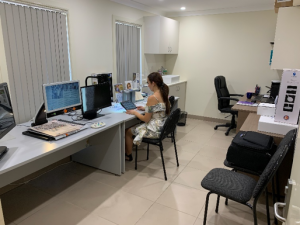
xmin=144 ymin=16 xmax=179 ymax=54
xmin=169 ymin=83 xmax=186 ymax=111
xmin=271 ymin=7 xmax=300 ymax=70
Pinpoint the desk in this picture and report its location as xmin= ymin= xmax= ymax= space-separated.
xmin=232 ymin=95 xmax=258 ymax=133
xmin=0 ymin=97 xmax=179 ymax=189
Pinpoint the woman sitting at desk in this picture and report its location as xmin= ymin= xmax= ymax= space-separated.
xmin=125 ymin=72 xmax=170 ymax=161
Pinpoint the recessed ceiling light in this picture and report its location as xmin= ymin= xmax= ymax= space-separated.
xmin=180 ymin=7 xmax=186 ymax=10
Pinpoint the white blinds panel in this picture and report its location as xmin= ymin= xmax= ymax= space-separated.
xmin=31 ymin=8 xmax=43 ymax=106
xmin=52 ymin=13 xmax=61 ymax=82
xmin=0 ymin=4 xmax=20 ymax=123
xmin=9 ymin=5 xmax=27 ymax=122
xmin=48 ymin=12 xmax=57 ymax=83
xmin=37 ymin=10 xmax=48 ymax=85
xmin=13 ymin=5 xmax=31 ymax=121
xmin=0 ymin=3 xmax=71 ymax=123
xmin=61 ymin=14 xmax=70 ymax=81
xmin=19 ymin=6 xmax=35 ymax=118
xmin=25 ymin=7 xmax=41 ymax=112
xmin=57 ymin=14 xmax=64 ymax=81
xmin=42 ymin=10 xmax=53 ymax=84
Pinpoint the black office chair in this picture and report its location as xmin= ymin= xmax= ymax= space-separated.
xmin=134 ymin=108 xmax=181 ymax=181
xmin=201 ymin=129 xmax=296 ymax=225
xmin=169 ymin=96 xmax=175 ymax=112
xmin=214 ymin=76 xmax=243 ymax=136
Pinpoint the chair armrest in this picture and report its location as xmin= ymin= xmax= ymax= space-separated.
xmin=219 ymin=97 xmax=239 ymax=102
xmin=229 ymin=94 xmax=243 ymax=97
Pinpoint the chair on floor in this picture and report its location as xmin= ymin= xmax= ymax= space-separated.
xmin=214 ymin=76 xmax=243 ymax=136
xmin=169 ymin=96 xmax=175 ymax=112
xmin=134 ymin=108 xmax=181 ymax=181
xmin=201 ymin=129 xmax=297 ymax=225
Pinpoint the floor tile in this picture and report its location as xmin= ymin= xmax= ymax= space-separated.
xmin=198 ymin=194 xmax=248 ymax=225
xmin=18 ymin=199 xmax=116 ymax=225
xmin=29 ymin=166 xmax=86 ymax=196
xmin=173 ymin=166 xmax=208 ymax=191
xmin=168 ymin=139 xmax=202 ymax=154
xmin=181 ymin=132 xmax=213 ymax=145
xmin=205 ymin=138 xmax=232 ymax=149
xmin=156 ymin=183 xmax=207 ymax=217
xmin=194 ymin=218 xmax=214 ymax=225
xmin=211 ymin=130 xmax=236 ymax=140
xmin=159 ymin=148 xmax=197 ymax=166
xmin=136 ymin=203 xmax=196 ymax=225
xmin=1 ymin=184 xmax=55 ymax=224
xmin=187 ymin=155 xmax=225 ymax=172
xmin=59 ymin=178 xmax=153 ymax=225
xmin=61 ymin=162 xmax=97 ymax=177
xmin=197 ymin=144 xmax=228 ymax=160
xmin=121 ymin=174 xmax=171 ymax=201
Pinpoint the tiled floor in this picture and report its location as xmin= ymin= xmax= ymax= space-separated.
xmin=1 ymin=119 xmax=276 ymax=225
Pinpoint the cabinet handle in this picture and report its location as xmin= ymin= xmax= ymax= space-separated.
xmin=274 ymin=202 xmax=286 ymax=223
xmin=176 ymin=86 xmax=180 ymax=91
xmin=171 ymin=47 xmax=172 ymax=52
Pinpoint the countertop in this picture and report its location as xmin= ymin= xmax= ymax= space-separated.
xmin=166 ymin=80 xmax=187 ymax=87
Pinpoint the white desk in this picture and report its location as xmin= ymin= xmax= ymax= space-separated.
xmin=0 ymin=97 xmax=179 ymax=189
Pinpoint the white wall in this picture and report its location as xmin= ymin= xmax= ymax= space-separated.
xmin=0 ymin=0 xmax=166 ymax=93
xmin=166 ymin=10 xmax=280 ymax=120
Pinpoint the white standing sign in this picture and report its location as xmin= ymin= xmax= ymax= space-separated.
xmin=275 ymin=70 xmax=300 ymax=125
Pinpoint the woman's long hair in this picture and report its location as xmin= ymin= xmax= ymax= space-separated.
xmin=148 ymin=72 xmax=170 ymax=115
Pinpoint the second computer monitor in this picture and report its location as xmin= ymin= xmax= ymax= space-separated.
xmin=81 ymin=82 xmax=112 ymax=120
xmin=43 ymin=80 xmax=82 ymax=117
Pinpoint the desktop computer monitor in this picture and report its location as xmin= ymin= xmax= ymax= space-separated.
xmin=81 ymin=82 xmax=112 ymax=120
xmin=0 ymin=82 xmax=15 ymax=139
xmin=43 ymin=80 xmax=82 ymax=117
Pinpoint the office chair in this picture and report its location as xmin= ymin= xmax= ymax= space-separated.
xmin=169 ymin=96 xmax=175 ymax=113
xmin=224 ymin=129 xmax=296 ymax=224
xmin=134 ymin=108 xmax=181 ymax=181
xmin=201 ymin=129 xmax=296 ymax=225
xmin=214 ymin=76 xmax=243 ymax=136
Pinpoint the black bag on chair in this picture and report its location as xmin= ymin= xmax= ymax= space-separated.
xmin=226 ymin=131 xmax=276 ymax=174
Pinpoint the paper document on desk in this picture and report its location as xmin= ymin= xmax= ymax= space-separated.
xmin=237 ymin=101 xmax=258 ymax=107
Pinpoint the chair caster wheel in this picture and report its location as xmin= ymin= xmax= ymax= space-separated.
xmin=214 ymin=126 xmax=217 ymax=130
xmin=225 ymin=132 xmax=229 ymax=136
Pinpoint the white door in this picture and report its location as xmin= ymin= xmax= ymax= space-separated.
xmin=275 ymin=128 xmax=300 ymax=224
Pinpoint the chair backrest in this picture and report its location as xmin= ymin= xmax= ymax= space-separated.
xmin=160 ymin=108 xmax=181 ymax=140
xmin=252 ymin=129 xmax=297 ymax=199
xmin=214 ymin=76 xmax=230 ymax=110
xmin=169 ymin=96 xmax=175 ymax=113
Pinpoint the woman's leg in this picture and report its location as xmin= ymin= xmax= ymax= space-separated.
xmin=125 ymin=128 xmax=133 ymax=155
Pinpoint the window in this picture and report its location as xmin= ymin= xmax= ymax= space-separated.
xmin=115 ymin=21 xmax=142 ymax=85
xmin=0 ymin=1 xmax=71 ymax=123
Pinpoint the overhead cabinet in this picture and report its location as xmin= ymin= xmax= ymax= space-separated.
xmin=144 ymin=16 xmax=179 ymax=54
xmin=271 ymin=7 xmax=300 ymax=70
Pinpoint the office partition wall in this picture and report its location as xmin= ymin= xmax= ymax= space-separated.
xmin=0 ymin=2 xmax=71 ymax=123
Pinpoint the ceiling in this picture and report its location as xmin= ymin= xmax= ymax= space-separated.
xmin=110 ymin=0 xmax=274 ymax=17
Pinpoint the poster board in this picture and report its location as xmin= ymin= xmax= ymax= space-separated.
xmin=275 ymin=70 xmax=300 ymax=125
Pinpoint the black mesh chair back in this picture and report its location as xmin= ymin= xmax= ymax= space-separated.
xmin=160 ymin=108 xmax=181 ymax=141
xmin=135 ymin=108 xmax=181 ymax=181
xmin=214 ymin=76 xmax=230 ymax=110
xmin=252 ymin=129 xmax=297 ymax=199
xmin=169 ymin=96 xmax=175 ymax=112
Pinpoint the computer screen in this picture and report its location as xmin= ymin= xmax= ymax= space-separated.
xmin=43 ymin=81 xmax=81 ymax=113
xmin=81 ymin=82 xmax=112 ymax=114
xmin=0 ymin=82 xmax=15 ymax=139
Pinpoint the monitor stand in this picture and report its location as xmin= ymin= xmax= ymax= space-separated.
xmin=83 ymin=111 xmax=105 ymax=120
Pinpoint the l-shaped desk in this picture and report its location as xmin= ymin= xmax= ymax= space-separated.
xmin=0 ymin=97 xmax=179 ymax=189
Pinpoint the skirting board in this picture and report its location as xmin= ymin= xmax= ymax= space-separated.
xmin=187 ymin=114 xmax=229 ymax=124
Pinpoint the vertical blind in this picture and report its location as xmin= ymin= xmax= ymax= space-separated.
xmin=0 ymin=2 xmax=71 ymax=124
xmin=116 ymin=22 xmax=141 ymax=85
